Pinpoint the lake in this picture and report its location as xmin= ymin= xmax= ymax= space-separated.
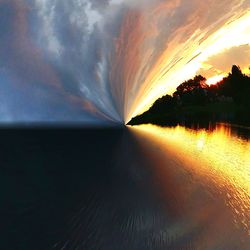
xmin=0 ymin=123 xmax=249 ymax=249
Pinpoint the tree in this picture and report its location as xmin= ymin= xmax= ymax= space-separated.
xmin=217 ymin=65 xmax=244 ymax=99
xmin=149 ymin=95 xmax=174 ymax=114
xmin=231 ymin=65 xmax=243 ymax=77
xmin=173 ymin=75 xmax=207 ymax=96
xmin=172 ymin=75 xmax=208 ymax=105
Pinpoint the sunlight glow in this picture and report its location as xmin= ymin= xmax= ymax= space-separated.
xmin=131 ymin=124 xmax=250 ymax=233
xmin=206 ymin=75 xmax=225 ymax=86
xmin=127 ymin=12 xmax=250 ymax=122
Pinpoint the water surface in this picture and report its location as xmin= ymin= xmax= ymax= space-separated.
xmin=0 ymin=124 xmax=249 ymax=249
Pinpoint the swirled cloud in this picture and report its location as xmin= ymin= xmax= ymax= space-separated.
xmin=0 ymin=0 xmax=249 ymax=123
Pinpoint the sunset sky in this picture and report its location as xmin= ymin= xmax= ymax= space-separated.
xmin=0 ymin=0 xmax=249 ymax=123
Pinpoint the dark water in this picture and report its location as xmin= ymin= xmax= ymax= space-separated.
xmin=0 ymin=125 xmax=249 ymax=250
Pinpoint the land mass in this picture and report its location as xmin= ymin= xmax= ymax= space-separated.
xmin=128 ymin=65 xmax=250 ymax=126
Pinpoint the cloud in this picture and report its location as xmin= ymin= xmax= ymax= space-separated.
xmin=0 ymin=0 xmax=249 ymax=123
xmin=109 ymin=0 xmax=250 ymax=120
xmin=31 ymin=0 xmax=125 ymax=122
xmin=0 ymin=0 xmax=123 ymax=123
xmin=198 ymin=45 xmax=250 ymax=77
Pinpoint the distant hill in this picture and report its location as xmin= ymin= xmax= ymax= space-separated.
xmin=128 ymin=65 xmax=250 ymax=126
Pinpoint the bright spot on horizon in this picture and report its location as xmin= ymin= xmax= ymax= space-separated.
xmin=206 ymin=75 xmax=225 ymax=86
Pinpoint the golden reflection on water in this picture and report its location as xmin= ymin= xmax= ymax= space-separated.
xmin=130 ymin=124 xmax=250 ymax=235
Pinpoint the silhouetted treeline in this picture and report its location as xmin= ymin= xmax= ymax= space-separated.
xmin=128 ymin=65 xmax=250 ymax=126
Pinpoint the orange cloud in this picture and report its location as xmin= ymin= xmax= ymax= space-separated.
xmin=110 ymin=1 xmax=250 ymax=122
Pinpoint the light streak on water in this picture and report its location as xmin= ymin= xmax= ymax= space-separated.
xmin=131 ymin=124 xmax=250 ymax=235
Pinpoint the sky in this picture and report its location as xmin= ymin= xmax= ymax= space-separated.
xmin=0 ymin=0 xmax=249 ymax=124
